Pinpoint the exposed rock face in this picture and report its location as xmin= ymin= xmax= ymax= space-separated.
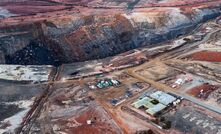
xmin=0 ymin=0 xmax=220 ymax=65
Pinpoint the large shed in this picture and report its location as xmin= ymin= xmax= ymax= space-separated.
xmin=132 ymin=96 xmax=167 ymax=116
xmin=150 ymin=91 xmax=176 ymax=105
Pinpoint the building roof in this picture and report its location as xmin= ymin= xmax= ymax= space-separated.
xmin=150 ymin=91 xmax=176 ymax=105
xmin=146 ymin=103 xmax=167 ymax=115
xmin=132 ymin=93 xmax=171 ymax=116
xmin=132 ymin=97 xmax=154 ymax=109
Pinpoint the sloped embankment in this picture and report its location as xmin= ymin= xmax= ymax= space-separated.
xmin=0 ymin=6 xmax=220 ymax=66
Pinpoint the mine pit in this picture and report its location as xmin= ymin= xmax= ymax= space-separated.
xmin=5 ymin=40 xmax=62 ymax=66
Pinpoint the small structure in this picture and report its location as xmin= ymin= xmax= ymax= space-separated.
xmin=173 ymin=99 xmax=181 ymax=106
xmin=175 ymin=78 xmax=184 ymax=85
xmin=87 ymin=120 xmax=92 ymax=125
xmin=125 ymin=90 xmax=133 ymax=98
xmin=96 ymin=79 xmax=120 ymax=89
xmin=111 ymin=79 xmax=120 ymax=85
xmin=89 ymin=85 xmax=97 ymax=90
xmin=110 ymin=98 xmax=118 ymax=106
xmin=172 ymin=74 xmax=193 ymax=88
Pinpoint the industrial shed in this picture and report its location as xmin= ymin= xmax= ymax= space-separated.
xmin=150 ymin=91 xmax=176 ymax=105
xmin=132 ymin=96 xmax=167 ymax=116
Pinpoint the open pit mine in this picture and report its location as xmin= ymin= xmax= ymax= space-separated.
xmin=0 ymin=0 xmax=221 ymax=134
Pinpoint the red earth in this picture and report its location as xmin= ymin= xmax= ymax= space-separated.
xmin=1 ymin=0 xmax=221 ymax=17
xmin=53 ymin=106 xmax=121 ymax=134
xmin=189 ymin=51 xmax=221 ymax=62
xmin=187 ymin=83 xmax=218 ymax=100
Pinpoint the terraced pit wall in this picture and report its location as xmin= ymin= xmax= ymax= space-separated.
xmin=0 ymin=7 xmax=220 ymax=65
